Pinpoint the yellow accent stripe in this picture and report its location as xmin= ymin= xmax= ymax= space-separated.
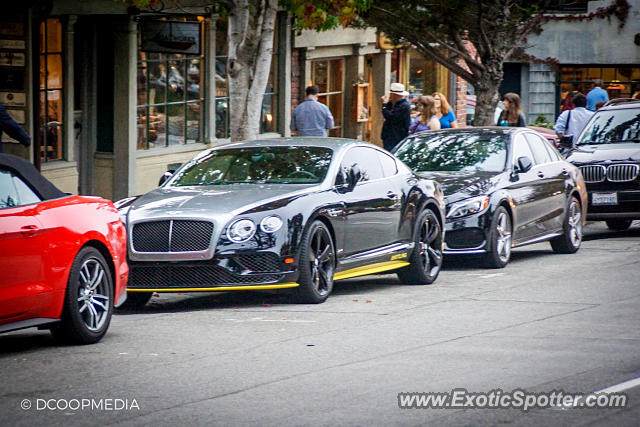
xmin=334 ymin=260 xmax=410 ymax=281
xmin=127 ymin=283 xmax=300 ymax=292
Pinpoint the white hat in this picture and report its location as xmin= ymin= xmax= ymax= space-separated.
xmin=389 ymin=82 xmax=409 ymax=97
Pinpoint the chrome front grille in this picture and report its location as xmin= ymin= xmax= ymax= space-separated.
xmin=132 ymin=220 xmax=213 ymax=253
xmin=580 ymin=165 xmax=606 ymax=183
xmin=606 ymin=164 xmax=639 ymax=182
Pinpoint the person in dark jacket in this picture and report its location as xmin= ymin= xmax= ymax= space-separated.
xmin=0 ymin=102 xmax=31 ymax=153
xmin=381 ymin=83 xmax=411 ymax=151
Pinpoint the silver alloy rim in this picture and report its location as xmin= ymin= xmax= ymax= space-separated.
xmin=419 ymin=216 xmax=443 ymax=277
xmin=496 ymin=212 xmax=512 ymax=263
xmin=568 ymin=201 xmax=582 ymax=247
xmin=77 ymin=258 xmax=110 ymax=332
xmin=309 ymin=227 xmax=335 ymax=296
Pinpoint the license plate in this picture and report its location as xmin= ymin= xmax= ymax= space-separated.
xmin=592 ymin=192 xmax=618 ymax=205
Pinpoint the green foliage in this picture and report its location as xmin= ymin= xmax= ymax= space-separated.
xmin=532 ymin=114 xmax=553 ymax=129
xmin=279 ymin=0 xmax=372 ymax=31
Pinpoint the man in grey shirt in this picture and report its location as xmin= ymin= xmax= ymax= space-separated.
xmin=290 ymin=86 xmax=334 ymax=137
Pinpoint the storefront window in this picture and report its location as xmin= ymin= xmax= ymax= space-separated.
xmin=559 ymin=66 xmax=640 ymax=111
xmin=137 ymin=19 xmax=205 ymax=150
xmin=407 ymin=48 xmax=428 ymax=111
xmin=311 ymin=58 xmax=343 ymax=137
xmin=39 ymin=18 xmax=63 ymax=162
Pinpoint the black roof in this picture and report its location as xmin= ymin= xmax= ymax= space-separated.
xmin=0 ymin=154 xmax=66 ymax=200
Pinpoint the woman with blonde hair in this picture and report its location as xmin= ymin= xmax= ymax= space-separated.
xmin=496 ymin=92 xmax=526 ymax=127
xmin=410 ymin=96 xmax=441 ymax=133
xmin=432 ymin=92 xmax=458 ymax=128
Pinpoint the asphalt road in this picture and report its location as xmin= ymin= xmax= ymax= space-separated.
xmin=2 ymin=222 xmax=640 ymax=426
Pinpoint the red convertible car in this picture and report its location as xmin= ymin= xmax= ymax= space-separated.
xmin=0 ymin=154 xmax=128 ymax=344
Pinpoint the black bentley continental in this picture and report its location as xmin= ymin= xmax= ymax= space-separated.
xmin=393 ymin=128 xmax=588 ymax=268
xmin=115 ymin=138 xmax=446 ymax=306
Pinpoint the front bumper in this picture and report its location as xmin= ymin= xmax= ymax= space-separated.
xmin=127 ymin=251 xmax=299 ymax=292
xmin=443 ymin=211 xmax=492 ymax=254
xmin=586 ymin=190 xmax=640 ymax=220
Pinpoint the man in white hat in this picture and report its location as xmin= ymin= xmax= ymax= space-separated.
xmin=380 ymin=82 xmax=411 ymax=151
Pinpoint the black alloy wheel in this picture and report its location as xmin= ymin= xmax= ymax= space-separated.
xmin=51 ymin=247 xmax=113 ymax=344
xmin=398 ymin=209 xmax=443 ymax=285
xmin=294 ymin=221 xmax=336 ymax=304
xmin=484 ymin=206 xmax=512 ymax=269
xmin=605 ymin=219 xmax=633 ymax=231
xmin=118 ymin=292 xmax=153 ymax=310
xmin=551 ymin=196 xmax=583 ymax=254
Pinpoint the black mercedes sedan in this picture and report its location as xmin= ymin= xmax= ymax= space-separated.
xmin=564 ymin=99 xmax=640 ymax=231
xmin=116 ymin=138 xmax=446 ymax=306
xmin=393 ymin=128 xmax=587 ymax=268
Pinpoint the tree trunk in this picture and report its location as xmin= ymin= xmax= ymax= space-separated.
xmin=471 ymin=58 xmax=504 ymax=127
xmin=227 ymin=0 xmax=277 ymax=142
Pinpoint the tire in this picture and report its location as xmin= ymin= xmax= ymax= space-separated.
xmin=293 ymin=220 xmax=335 ymax=304
xmin=117 ymin=292 xmax=153 ymax=310
xmin=397 ymin=209 xmax=443 ymax=285
xmin=51 ymin=247 xmax=113 ymax=344
xmin=551 ymin=196 xmax=583 ymax=254
xmin=605 ymin=219 xmax=633 ymax=231
xmin=483 ymin=206 xmax=512 ymax=269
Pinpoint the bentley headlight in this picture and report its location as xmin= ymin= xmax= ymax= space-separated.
xmin=260 ymin=215 xmax=283 ymax=233
xmin=227 ymin=219 xmax=256 ymax=242
xmin=446 ymin=195 xmax=490 ymax=219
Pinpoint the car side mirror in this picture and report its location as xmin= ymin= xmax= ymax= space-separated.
xmin=557 ymin=136 xmax=573 ymax=150
xmin=515 ymin=156 xmax=532 ymax=174
xmin=347 ymin=165 xmax=361 ymax=190
xmin=158 ymin=169 xmax=175 ymax=186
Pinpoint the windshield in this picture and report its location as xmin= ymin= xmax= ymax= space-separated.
xmin=394 ymin=131 xmax=508 ymax=172
xmin=576 ymin=108 xmax=640 ymax=145
xmin=169 ymin=146 xmax=333 ymax=186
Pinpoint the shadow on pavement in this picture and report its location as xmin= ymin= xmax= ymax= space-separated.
xmin=0 ymin=331 xmax=57 ymax=355
xmin=583 ymin=224 xmax=640 ymax=242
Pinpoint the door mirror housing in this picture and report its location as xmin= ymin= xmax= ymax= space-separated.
xmin=158 ymin=170 xmax=175 ymax=186
xmin=515 ymin=156 xmax=533 ymax=174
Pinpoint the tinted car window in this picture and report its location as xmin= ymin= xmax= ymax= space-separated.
xmin=378 ymin=151 xmax=398 ymax=177
xmin=12 ymin=175 xmax=41 ymax=206
xmin=576 ymin=107 xmax=640 ymax=145
xmin=524 ymin=133 xmax=552 ymax=165
xmin=512 ymin=134 xmax=535 ymax=165
xmin=171 ymin=146 xmax=333 ymax=186
xmin=0 ymin=170 xmax=19 ymax=208
xmin=541 ymin=138 xmax=562 ymax=161
xmin=0 ymin=169 xmax=39 ymax=209
xmin=341 ymin=147 xmax=384 ymax=182
xmin=394 ymin=131 xmax=507 ymax=172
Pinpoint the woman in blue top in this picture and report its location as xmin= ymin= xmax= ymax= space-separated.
xmin=410 ymin=96 xmax=441 ymax=134
xmin=433 ymin=92 xmax=458 ymax=128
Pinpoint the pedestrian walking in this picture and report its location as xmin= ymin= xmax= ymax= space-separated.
xmin=410 ymin=96 xmax=441 ymax=134
xmin=554 ymin=93 xmax=594 ymax=145
xmin=432 ymin=92 xmax=458 ymax=128
xmin=290 ymin=85 xmax=334 ymax=137
xmin=0 ymin=102 xmax=31 ymax=153
xmin=496 ymin=93 xmax=526 ymax=127
xmin=586 ymin=79 xmax=609 ymax=111
xmin=381 ymin=82 xmax=411 ymax=151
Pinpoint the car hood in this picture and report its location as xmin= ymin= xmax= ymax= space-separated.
xmin=128 ymin=183 xmax=318 ymax=220
xmin=416 ymin=171 xmax=502 ymax=205
xmin=567 ymin=143 xmax=640 ymax=165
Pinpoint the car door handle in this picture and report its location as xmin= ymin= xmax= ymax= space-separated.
xmin=537 ymin=171 xmax=545 ymax=178
xmin=20 ymin=225 xmax=40 ymax=237
xmin=387 ymin=191 xmax=398 ymax=199
xmin=561 ymin=168 xmax=569 ymax=175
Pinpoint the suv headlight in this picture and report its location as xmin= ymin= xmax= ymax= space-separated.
xmin=227 ymin=219 xmax=256 ymax=242
xmin=446 ymin=195 xmax=490 ymax=219
xmin=260 ymin=215 xmax=283 ymax=233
